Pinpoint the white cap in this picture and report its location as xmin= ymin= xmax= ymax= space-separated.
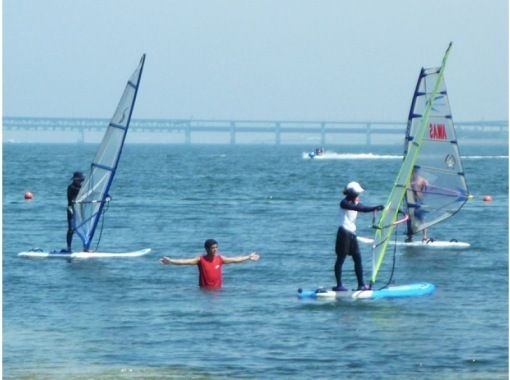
xmin=345 ymin=181 xmax=365 ymax=195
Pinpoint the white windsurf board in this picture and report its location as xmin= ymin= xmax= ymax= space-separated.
xmin=357 ymin=236 xmax=470 ymax=248
xmin=18 ymin=248 xmax=151 ymax=259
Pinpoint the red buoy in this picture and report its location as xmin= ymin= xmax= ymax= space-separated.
xmin=483 ymin=195 xmax=492 ymax=203
xmin=24 ymin=191 xmax=33 ymax=200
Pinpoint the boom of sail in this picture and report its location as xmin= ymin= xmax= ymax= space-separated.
xmin=73 ymin=55 xmax=146 ymax=251
xmin=370 ymin=43 xmax=466 ymax=286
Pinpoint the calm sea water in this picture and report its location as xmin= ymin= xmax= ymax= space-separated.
xmin=3 ymin=143 xmax=508 ymax=379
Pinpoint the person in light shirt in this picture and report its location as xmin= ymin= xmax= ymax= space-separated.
xmin=333 ymin=181 xmax=384 ymax=291
xmin=160 ymin=239 xmax=260 ymax=288
xmin=406 ymin=166 xmax=430 ymax=242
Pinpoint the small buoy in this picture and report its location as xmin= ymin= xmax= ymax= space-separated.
xmin=483 ymin=195 xmax=492 ymax=203
xmin=24 ymin=191 xmax=33 ymax=200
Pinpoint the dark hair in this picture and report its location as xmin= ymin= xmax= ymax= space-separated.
xmin=72 ymin=171 xmax=85 ymax=181
xmin=343 ymin=188 xmax=357 ymax=198
xmin=204 ymin=239 xmax=218 ymax=252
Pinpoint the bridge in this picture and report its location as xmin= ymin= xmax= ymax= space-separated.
xmin=3 ymin=116 xmax=508 ymax=145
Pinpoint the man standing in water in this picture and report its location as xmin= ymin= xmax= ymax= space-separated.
xmin=333 ymin=181 xmax=384 ymax=291
xmin=160 ymin=239 xmax=260 ymax=288
xmin=406 ymin=166 xmax=430 ymax=242
xmin=66 ymin=171 xmax=85 ymax=252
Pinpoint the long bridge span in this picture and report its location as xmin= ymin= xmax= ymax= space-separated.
xmin=3 ymin=117 xmax=508 ymax=145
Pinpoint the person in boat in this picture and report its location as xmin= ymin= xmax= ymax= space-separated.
xmin=405 ymin=167 xmax=430 ymax=242
xmin=66 ymin=171 xmax=85 ymax=252
xmin=333 ymin=181 xmax=384 ymax=291
xmin=307 ymin=147 xmax=324 ymax=159
xmin=159 ymin=239 xmax=260 ymax=288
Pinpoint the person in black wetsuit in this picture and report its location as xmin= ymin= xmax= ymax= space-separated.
xmin=333 ymin=181 xmax=384 ymax=291
xmin=66 ymin=171 xmax=85 ymax=252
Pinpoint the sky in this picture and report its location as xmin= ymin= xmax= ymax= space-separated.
xmin=3 ymin=0 xmax=509 ymax=123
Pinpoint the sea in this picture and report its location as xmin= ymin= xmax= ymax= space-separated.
xmin=3 ymin=143 xmax=509 ymax=379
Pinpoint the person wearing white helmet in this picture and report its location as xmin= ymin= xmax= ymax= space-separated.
xmin=333 ymin=181 xmax=384 ymax=291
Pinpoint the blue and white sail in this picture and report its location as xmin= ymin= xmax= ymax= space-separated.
xmin=403 ymin=53 xmax=469 ymax=237
xmin=371 ymin=44 xmax=454 ymax=287
xmin=73 ymin=55 xmax=146 ymax=251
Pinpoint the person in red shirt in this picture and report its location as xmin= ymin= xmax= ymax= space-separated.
xmin=160 ymin=239 xmax=260 ymax=288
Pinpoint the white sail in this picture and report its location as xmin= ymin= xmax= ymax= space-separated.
xmin=403 ymin=64 xmax=469 ymax=237
xmin=73 ymin=55 xmax=146 ymax=251
xmin=371 ymin=44 xmax=453 ymax=286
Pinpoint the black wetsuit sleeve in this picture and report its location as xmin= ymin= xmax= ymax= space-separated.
xmin=67 ymin=184 xmax=80 ymax=206
xmin=340 ymin=198 xmax=379 ymax=213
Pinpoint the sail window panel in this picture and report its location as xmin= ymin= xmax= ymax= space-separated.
xmin=408 ymin=191 xmax=464 ymax=234
xmin=74 ymin=166 xmax=112 ymax=244
xmin=94 ymin=127 xmax=124 ymax=170
xmin=423 ymin=67 xmax=441 ymax=76
xmin=111 ymin=86 xmax=136 ymax=128
xmin=407 ymin=139 xmax=468 ymax=236
xmin=87 ymin=167 xmax=111 ymax=202
xmin=128 ymin=66 xmax=142 ymax=88
xmin=417 ymin=143 xmax=462 ymax=171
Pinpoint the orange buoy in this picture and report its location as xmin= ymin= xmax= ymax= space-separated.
xmin=24 ymin=191 xmax=33 ymax=200
xmin=483 ymin=195 xmax=492 ymax=203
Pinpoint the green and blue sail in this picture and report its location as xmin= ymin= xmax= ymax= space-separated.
xmin=371 ymin=43 xmax=469 ymax=285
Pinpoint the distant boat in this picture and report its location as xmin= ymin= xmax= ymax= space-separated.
xmin=302 ymin=147 xmax=325 ymax=159
xmin=19 ymin=54 xmax=151 ymax=260
xmin=302 ymin=151 xmax=402 ymax=160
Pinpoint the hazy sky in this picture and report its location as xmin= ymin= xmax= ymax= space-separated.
xmin=3 ymin=0 xmax=508 ymax=122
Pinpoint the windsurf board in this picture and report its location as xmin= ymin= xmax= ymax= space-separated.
xmin=18 ymin=248 xmax=151 ymax=259
xmin=298 ymin=282 xmax=435 ymax=300
xmin=357 ymin=236 xmax=470 ymax=248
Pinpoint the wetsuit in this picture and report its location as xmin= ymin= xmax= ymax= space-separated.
xmin=66 ymin=181 xmax=82 ymax=251
xmin=335 ymin=196 xmax=380 ymax=289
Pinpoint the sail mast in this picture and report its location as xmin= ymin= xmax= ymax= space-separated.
xmin=73 ymin=55 xmax=146 ymax=251
xmin=370 ymin=43 xmax=453 ymax=285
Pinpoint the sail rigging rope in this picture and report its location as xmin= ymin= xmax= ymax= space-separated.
xmin=377 ymin=222 xmax=400 ymax=290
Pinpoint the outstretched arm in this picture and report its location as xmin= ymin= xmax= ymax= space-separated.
xmin=160 ymin=256 xmax=200 ymax=265
xmin=341 ymin=199 xmax=384 ymax=213
xmin=222 ymin=252 xmax=260 ymax=264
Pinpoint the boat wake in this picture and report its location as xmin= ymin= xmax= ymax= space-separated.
xmin=302 ymin=152 xmax=402 ymax=160
xmin=302 ymin=152 xmax=508 ymax=160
